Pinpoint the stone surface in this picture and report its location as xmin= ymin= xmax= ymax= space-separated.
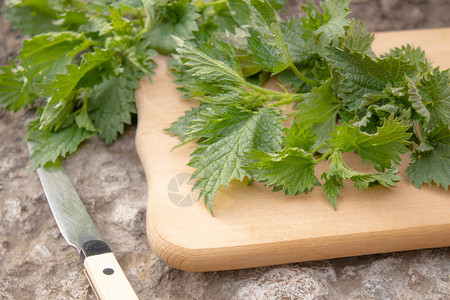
xmin=1 ymin=1 xmax=450 ymax=299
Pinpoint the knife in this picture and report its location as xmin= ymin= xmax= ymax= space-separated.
xmin=29 ymin=145 xmax=139 ymax=300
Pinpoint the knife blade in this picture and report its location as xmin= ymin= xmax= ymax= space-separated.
xmin=29 ymin=145 xmax=139 ymax=300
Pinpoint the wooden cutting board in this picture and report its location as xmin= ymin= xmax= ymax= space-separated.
xmin=135 ymin=28 xmax=450 ymax=272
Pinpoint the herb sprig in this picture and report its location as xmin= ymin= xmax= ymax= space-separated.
xmin=169 ymin=0 xmax=449 ymax=212
xmin=1 ymin=0 xmax=277 ymax=169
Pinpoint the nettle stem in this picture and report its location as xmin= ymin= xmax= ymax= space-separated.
xmin=290 ymin=63 xmax=319 ymax=87
xmin=244 ymin=81 xmax=303 ymax=107
xmin=267 ymin=94 xmax=303 ymax=107
xmin=316 ymin=149 xmax=333 ymax=162
xmin=312 ymin=142 xmax=327 ymax=154
xmin=82 ymin=88 xmax=91 ymax=109
xmin=198 ymin=0 xmax=228 ymax=9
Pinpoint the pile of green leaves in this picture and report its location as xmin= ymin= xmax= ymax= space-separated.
xmin=0 ymin=0 xmax=284 ymax=169
xmin=168 ymin=0 xmax=449 ymax=212
xmin=1 ymin=0 xmax=448 ymax=213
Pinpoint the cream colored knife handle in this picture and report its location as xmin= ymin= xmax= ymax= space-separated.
xmin=83 ymin=252 xmax=139 ymax=300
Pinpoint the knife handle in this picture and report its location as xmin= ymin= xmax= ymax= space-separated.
xmin=81 ymin=241 xmax=139 ymax=300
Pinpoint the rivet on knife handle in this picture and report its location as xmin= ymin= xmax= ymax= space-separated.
xmin=81 ymin=240 xmax=138 ymax=300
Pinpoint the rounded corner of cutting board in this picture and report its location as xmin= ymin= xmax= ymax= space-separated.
xmin=145 ymin=209 xmax=214 ymax=272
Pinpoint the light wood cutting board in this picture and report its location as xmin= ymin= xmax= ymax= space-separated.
xmin=135 ymin=28 xmax=450 ymax=272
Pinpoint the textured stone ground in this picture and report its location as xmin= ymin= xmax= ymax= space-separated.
xmin=1 ymin=1 xmax=450 ymax=299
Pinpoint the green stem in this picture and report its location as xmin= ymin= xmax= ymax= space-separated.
xmin=199 ymin=0 xmax=228 ymax=9
xmin=267 ymin=94 xmax=303 ymax=107
xmin=244 ymin=81 xmax=288 ymax=98
xmin=241 ymin=80 xmax=305 ymax=107
xmin=82 ymin=88 xmax=90 ymax=110
xmin=312 ymin=142 xmax=327 ymax=154
xmin=137 ymin=10 xmax=144 ymax=28
xmin=290 ymin=63 xmax=319 ymax=87
xmin=69 ymin=0 xmax=88 ymax=11
xmin=316 ymin=149 xmax=333 ymax=163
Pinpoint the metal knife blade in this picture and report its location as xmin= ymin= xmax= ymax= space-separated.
xmin=35 ymin=160 xmax=102 ymax=252
xmin=29 ymin=144 xmax=138 ymax=300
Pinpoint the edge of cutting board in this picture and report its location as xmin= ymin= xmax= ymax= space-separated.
xmin=135 ymin=28 xmax=450 ymax=272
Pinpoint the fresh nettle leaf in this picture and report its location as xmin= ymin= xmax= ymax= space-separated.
xmin=384 ymin=44 xmax=432 ymax=75
xmin=280 ymin=18 xmax=312 ymax=65
xmin=144 ymin=0 xmax=200 ymax=54
xmin=406 ymin=124 xmax=450 ymax=190
xmin=340 ymin=20 xmax=375 ymax=57
xmin=244 ymin=147 xmax=320 ymax=195
xmin=38 ymin=48 xmax=114 ymax=130
xmin=246 ymin=0 xmax=318 ymax=87
xmin=328 ymin=118 xmax=411 ymax=170
xmin=247 ymin=27 xmax=290 ymax=74
xmin=188 ymin=107 xmax=284 ymax=212
xmin=282 ymin=121 xmax=316 ymax=151
xmin=173 ymin=36 xmax=245 ymax=85
xmin=28 ymin=122 xmax=96 ymax=171
xmin=313 ymin=0 xmax=351 ymax=49
xmin=326 ymin=46 xmax=418 ymax=109
xmin=89 ymin=74 xmax=139 ymax=144
xmin=418 ymin=68 xmax=450 ymax=128
xmin=293 ymin=78 xmax=341 ymax=148
xmin=0 ymin=63 xmax=33 ymax=111
xmin=19 ymin=32 xmax=91 ymax=77
xmin=321 ymin=151 xmax=401 ymax=209
xmin=405 ymin=76 xmax=430 ymax=124
xmin=3 ymin=0 xmax=62 ymax=35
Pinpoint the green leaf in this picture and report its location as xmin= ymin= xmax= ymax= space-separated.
xmin=197 ymin=37 xmax=241 ymax=76
xmin=173 ymin=36 xmax=244 ymax=84
xmin=406 ymin=125 xmax=450 ymax=189
xmin=20 ymin=32 xmax=87 ymax=69
xmin=280 ymin=18 xmax=312 ymax=64
xmin=418 ymin=68 xmax=450 ymax=128
xmin=328 ymin=117 xmax=411 ymax=170
xmin=28 ymin=122 xmax=96 ymax=170
xmin=189 ymin=107 xmax=284 ymax=213
xmin=168 ymin=105 xmax=203 ymax=138
xmin=54 ymin=10 xmax=89 ymax=31
xmin=108 ymin=5 xmax=134 ymax=36
xmin=322 ymin=175 xmax=341 ymax=209
xmin=283 ymin=121 xmax=316 ymax=151
xmin=89 ymin=75 xmax=139 ymax=144
xmin=313 ymin=0 xmax=351 ymax=49
xmin=38 ymin=48 xmax=114 ymax=130
xmin=19 ymin=32 xmax=94 ymax=92
xmin=227 ymin=0 xmax=252 ymax=24
xmin=326 ymin=46 xmax=418 ymax=109
xmin=322 ymin=151 xmax=401 ymax=208
xmin=75 ymin=108 xmax=96 ymax=132
xmin=405 ymin=76 xmax=430 ymax=124
xmin=245 ymin=147 xmax=319 ymax=195
xmin=341 ymin=20 xmax=375 ymax=56
xmin=143 ymin=0 xmax=199 ymax=54
xmin=247 ymin=0 xmax=292 ymax=73
xmin=247 ymin=27 xmax=290 ymax=73
xmin=0 ymin=63 xmax=34 ymax=111
xmin=173 ymin=36 xmax=243 ymax=83
xmin=384 ymin=44 xmax=432 ymax=75
xmin=293 ymin=78 xmax=341 ymax=147
xmin=299 ymin=0 xmax=351 ymax=55
xmin=3 ymin=0 xmax=61 ymax=35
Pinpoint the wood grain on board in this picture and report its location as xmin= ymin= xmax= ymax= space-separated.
xmin=135 ymin=28 xmax=450 ymax=272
